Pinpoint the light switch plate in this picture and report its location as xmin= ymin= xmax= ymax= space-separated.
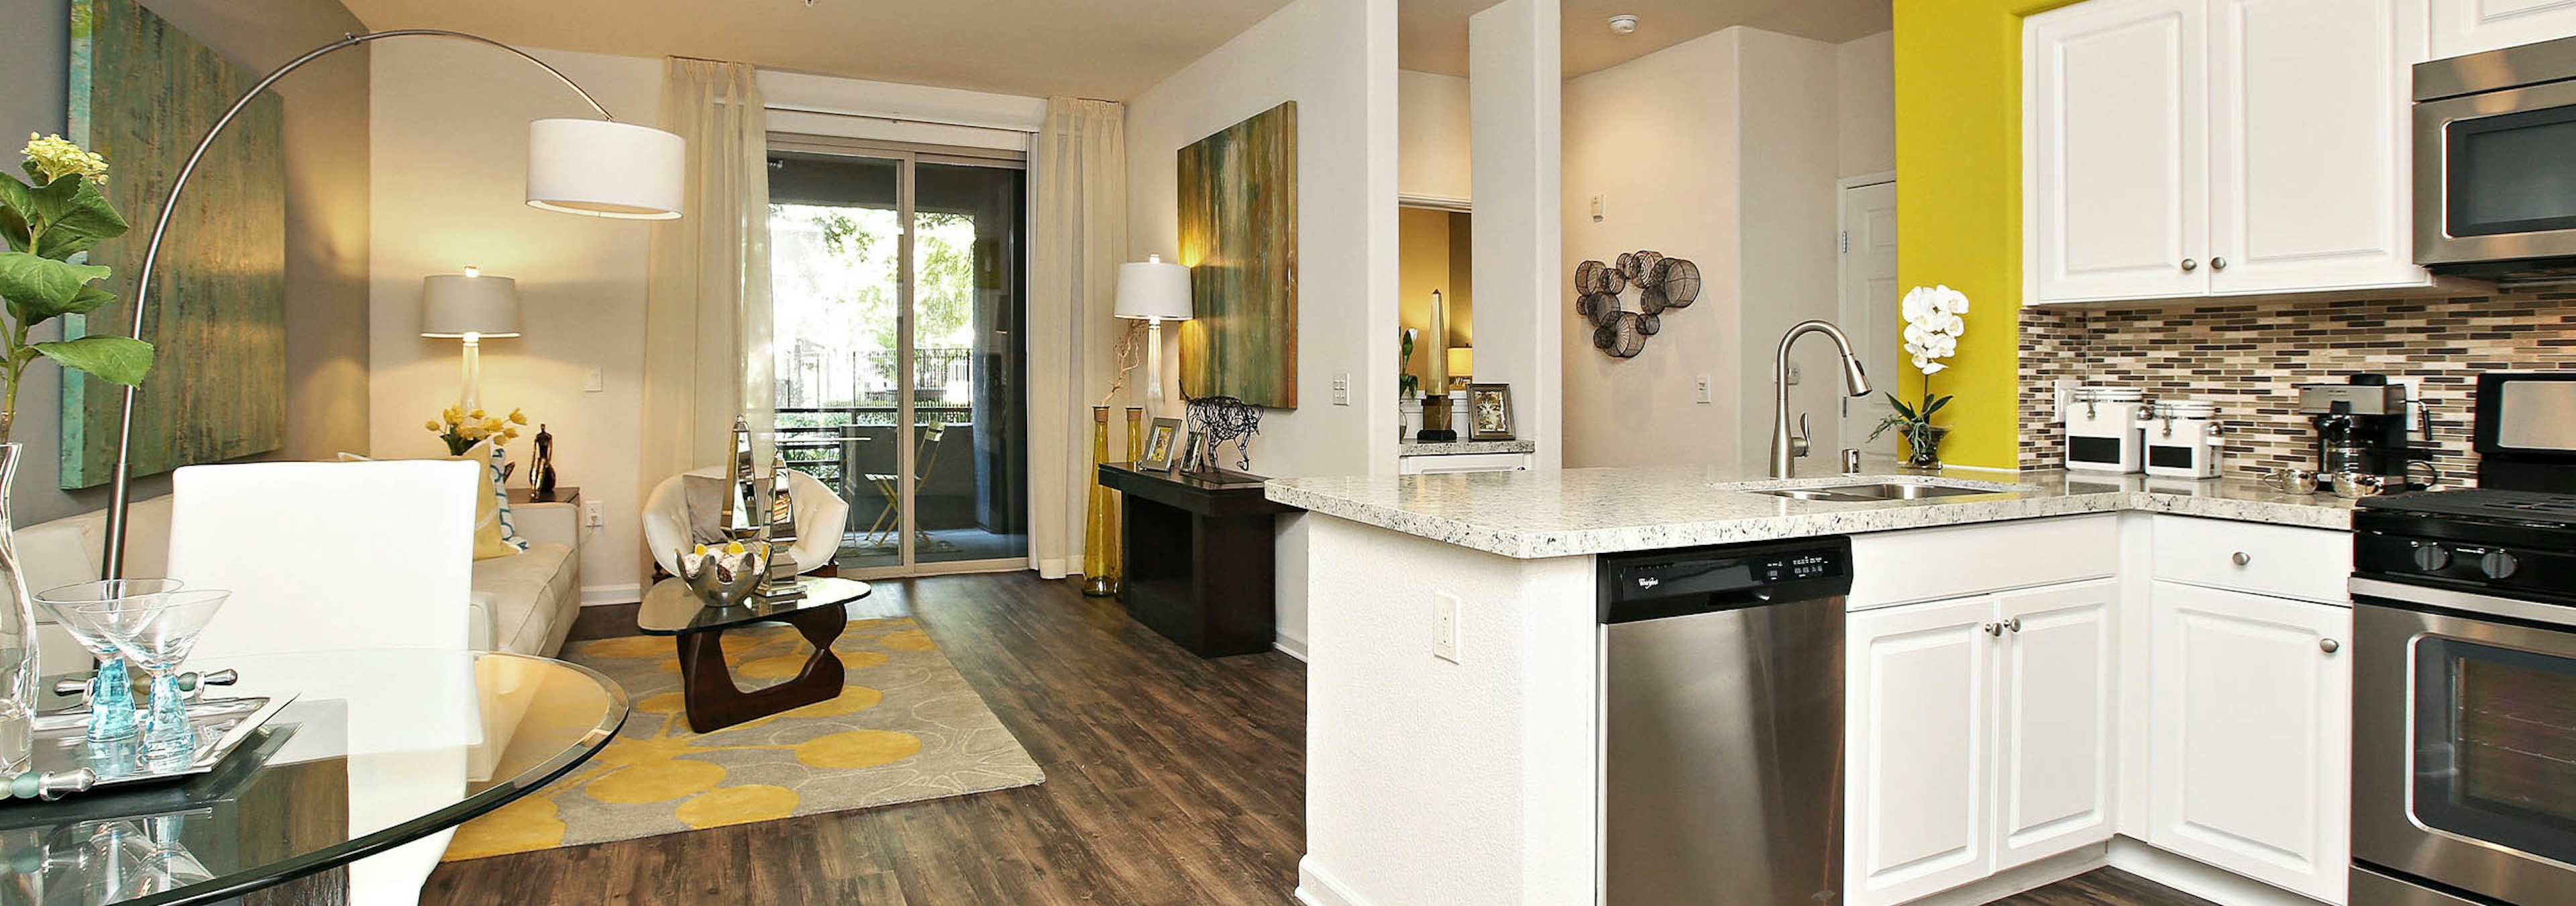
xmin=1696 ymin=374 xmax=1713 ymax=404
xmin=584 ymin=500 xmax=604 ymax=526
xmin=1332 ymin=373 xmax=1350 ymax=406
xmin=1432 ymin=591 xmax=1460 ymax=663
xmin=585 ymin=368 xmax=605 ymax=393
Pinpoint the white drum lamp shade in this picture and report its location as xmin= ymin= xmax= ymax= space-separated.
xmin=420 ymin=270 xmax=523 ymax=338
xmin=525 ymin=118 xmax=686 ymax=219
xmin=1114 ymin=255 xmax=1194 ymax=321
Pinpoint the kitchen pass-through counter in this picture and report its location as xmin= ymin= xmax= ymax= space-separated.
xmin=1281 ymin=460 xmax=2367 ymax=906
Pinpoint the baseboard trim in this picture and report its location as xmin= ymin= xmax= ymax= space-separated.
xmin=2106 ymin=837 xmax=2330 ymax=906
xmin=1273 ymin=634 xmax=1309 ymax=662
xmin=1295 ymin=857 xmax=1366 ymax=906
xmin=580 ymin=583 xmax=643 ymax=606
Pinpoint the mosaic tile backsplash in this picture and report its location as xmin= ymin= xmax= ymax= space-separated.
xmin=2018 ymin=293 xmax=2576 ymax=483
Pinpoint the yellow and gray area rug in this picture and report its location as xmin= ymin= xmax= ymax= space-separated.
xmin=443 ymin=616 xmax=1044 ymax=860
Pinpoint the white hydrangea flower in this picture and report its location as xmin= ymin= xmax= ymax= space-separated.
xmin=1900 ymin=285 xmax=1970 ymax=375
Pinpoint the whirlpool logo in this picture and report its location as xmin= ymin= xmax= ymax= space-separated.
xmin=1635 ymin=575 xmax=1661 ymax=590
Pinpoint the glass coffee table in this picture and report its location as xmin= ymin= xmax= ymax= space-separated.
xmin=636 ymin=576 xmax=872 ymax=732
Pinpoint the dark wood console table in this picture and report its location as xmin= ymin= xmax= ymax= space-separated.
xmin=1097 ymin=462 xmax=1300 ymax=658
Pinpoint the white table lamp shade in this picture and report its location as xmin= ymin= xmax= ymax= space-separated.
xmin=525 ymin=118 xmax=686 ymax=219
xmin=421 ymin=272 xmax=523 ymax=338
xmin=1115 ymin=255 xmax=1193 ymax=321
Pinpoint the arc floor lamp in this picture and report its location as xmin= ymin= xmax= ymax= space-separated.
xmin=99 ymin=30 xmax=687 ymax=578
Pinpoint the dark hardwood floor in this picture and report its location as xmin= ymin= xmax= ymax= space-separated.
xmin=423 ymin=572 xmax=1307 ymax=905
xmin=423 ymin=572 xmax=2209 ymax=905
xmin=1995 ymin=868 xmax=2220 ymax=906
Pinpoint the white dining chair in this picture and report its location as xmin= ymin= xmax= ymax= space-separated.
xmin=166 ymin=460 xmax=482 ymax=906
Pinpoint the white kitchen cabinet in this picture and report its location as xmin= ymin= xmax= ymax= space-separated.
xmin=2146 ymin=581 xmax=2353 ymax=903
xmin=1847 ymin=595 xmax=1997 ymax=906
xmin=2027 ymin=0 xmax=2432 ymax=305
xmin=1847 ymin=580 xmax=2119 ymax=906
xmin=2207 ymin=0 xmax=2426 ymax=295
xmin=2028 ymin=0 xmax=2208 ymax=303
xmin=1992 ymin=580 xmax=2118 ymax=871
xmin=2430 ymin=0 xmax=2576 ymax=59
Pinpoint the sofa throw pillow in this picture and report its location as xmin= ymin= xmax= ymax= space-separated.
xmin=338 ymin=442 xmax=527 ymax=560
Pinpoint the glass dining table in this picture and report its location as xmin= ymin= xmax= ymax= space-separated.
xmin=0 ymin=649 xmax=628 ymax=905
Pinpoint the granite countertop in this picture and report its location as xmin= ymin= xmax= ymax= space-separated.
xmin=1265 ymin=460 xmax=2358 ymax=559
xmin=1398 ymin=440 xmax=1539 ymax=456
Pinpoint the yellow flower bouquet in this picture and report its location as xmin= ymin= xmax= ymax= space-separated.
xmin=429 ymin=405 xmax=527 ymax=455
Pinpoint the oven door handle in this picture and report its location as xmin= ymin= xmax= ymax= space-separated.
xmin=2352 ymin=576 xmax=2576 ymax=627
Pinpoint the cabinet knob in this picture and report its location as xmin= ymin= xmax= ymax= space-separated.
xmin=2321 ymin=638 xmax=2341 ymax=654
xmin=2211 ymin=256 xmax=2228 ymax=271
xmin=2181 ymin=258 xmax=2199 ymax=272
xmin=2004 ymin=617 xmax=2023 ymax=634
xmin=1982 ymin=622 xmax=2002 ymax=636
xmin=2231 ymin=551 xmax=2252 ymax=567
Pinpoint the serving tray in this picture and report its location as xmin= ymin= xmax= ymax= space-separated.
xmin=21 ymin=695 xmax=297 ymax=793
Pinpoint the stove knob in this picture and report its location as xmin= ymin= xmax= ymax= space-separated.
xmin=2481 ymin=550 xmax=2521 ymax=580
xmin=2412 ymin=544 xmax=2453 ymax=572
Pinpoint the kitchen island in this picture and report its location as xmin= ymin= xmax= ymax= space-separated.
xmin=1271 ymin=462 xmax=2357 ymax=906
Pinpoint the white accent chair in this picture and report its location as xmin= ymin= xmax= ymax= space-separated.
xmin=167 ymin=460 xmax=480 ymax=906
xmin=641 ymin=466 xmax=849 ymax=578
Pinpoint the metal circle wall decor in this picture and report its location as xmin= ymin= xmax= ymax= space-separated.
xmin=1575 ymin=250 xmax=1697 ymax=359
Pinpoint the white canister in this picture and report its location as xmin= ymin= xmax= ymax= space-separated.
xmin=2064 ymin=385 xmax=2147 ymax=474
xmin=2143 ymin=400 xmax=2224 ymax=479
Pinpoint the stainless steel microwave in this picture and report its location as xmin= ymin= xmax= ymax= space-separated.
xmin=2416 ymin=35 xmax=2576 ymax=284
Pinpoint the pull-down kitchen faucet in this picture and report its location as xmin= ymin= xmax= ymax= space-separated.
xmin=1770 ymin=319 xmax=1874 ymax=479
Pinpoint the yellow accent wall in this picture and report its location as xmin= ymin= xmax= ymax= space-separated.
xmin=1892 ymin=0 xmax=2080 ymax=468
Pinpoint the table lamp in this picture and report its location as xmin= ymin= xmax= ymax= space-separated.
xmin=421 ymin=268 xmax=523 ymax=411
xmin=102 ymin=28 xmax=686 ymax=580
xmin=1448 ymin=346 xmax=1473 ymax=389
xmin=1115 ymin=254 xmax=1194 ymax=418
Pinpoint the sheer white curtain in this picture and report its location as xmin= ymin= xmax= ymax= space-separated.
xmin=1029 ymin=99 xmax=1126 ymax=578
xmin=642 ymin=58 xmax=773 ymax=517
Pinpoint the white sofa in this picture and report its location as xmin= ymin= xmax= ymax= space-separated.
xmin=16 ymin=492 xmax=584 ymax=674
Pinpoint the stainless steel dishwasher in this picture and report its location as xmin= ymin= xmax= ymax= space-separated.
xmin=1600 ymin=535 xmax=1851 ymax=906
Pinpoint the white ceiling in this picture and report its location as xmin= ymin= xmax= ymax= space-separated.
xmin=1400 ymin=0 xmax=1892 ymax=79
xmin=336 ymin=0 xmax=1303 ymax=100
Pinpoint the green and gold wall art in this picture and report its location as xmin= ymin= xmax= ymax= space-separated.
xmin=61 ymin=0 xmax=286 ymax=489
xmin=1177 ymin=101 xmax=1297 ymax=409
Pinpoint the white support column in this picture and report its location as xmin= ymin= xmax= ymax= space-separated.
xmin=1470 ymin=0 xmax=1564 ymax=470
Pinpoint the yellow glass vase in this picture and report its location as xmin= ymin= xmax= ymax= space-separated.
xmin=1081 ymin=407 xmax=1120 ymax=596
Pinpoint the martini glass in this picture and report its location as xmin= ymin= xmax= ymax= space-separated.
xmin=34 ymin=579 xmax=183 ymax=743
xmin=77 ymin=591 xmax=229 ymax=766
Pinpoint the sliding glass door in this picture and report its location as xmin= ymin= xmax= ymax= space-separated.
xmin=767 ymin=137 xmax=1028 ymax=576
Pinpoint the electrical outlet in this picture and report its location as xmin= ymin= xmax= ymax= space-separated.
xmin=1432 ymin=591 xmax=1461 ymax=663
xmin=1590 ymin=194 xmax=1607 ymax=222
xmin=1695 ymin=374 xmax=1713 ymax=404
xmin=1786 ymin=362 xmax=1803 ymax=386
xmin=1332 ymin=373 xmax=1350 ymax=406
xmin=2053 ymin=379 xmax=2078 ymax=415
xmin=584 ymin=500 xmax=604 ymax=527
xmin=585 ymin=368 xmax=604 ymax=393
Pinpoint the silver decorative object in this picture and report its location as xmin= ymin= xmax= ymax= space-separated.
xmin=678 ymin=542 xmax=769 ymax=609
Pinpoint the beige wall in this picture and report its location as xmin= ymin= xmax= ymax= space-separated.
xmin=1560 ymin=26 xmax=1891 ymax=470
xmin=1399 ymin=69 xmax=1471 ymax=203
xmin=368 ymin=43 xmax=661 ymax=602
xmin=0 ymin=0 xmax=371 ymax=528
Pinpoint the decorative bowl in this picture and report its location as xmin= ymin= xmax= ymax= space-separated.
xmin=678 ymin=541 xmax=769 ymax=609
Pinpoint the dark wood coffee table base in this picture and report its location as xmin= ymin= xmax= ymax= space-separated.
xmin=674 ymin=600 xmax=849 ymax=732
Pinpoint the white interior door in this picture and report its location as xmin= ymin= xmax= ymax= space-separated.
xmin=1847 ymin=596 xmax=1997 ymax=906
xmin=2206 ymin=0 xmax=2426 ymax=295
xmin=1838 ymin=179 xmax=1899 ymax=458
xmin=2029 ymin=0 xmax=2210 ymax=303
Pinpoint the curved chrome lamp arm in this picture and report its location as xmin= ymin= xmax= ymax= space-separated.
xmin=102 ymin=30 xmax=619 ymax=579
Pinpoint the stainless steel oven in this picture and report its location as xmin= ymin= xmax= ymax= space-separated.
xmin=2416 ymin=35 xmax=2576 ymax=284
xmin=2350 ymin=372 xmax=2576 ymax=906
xmin=2353 ymin=581 xmax=2576 ymax=906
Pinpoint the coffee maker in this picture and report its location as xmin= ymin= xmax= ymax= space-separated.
xmin=2296 ymin=374 xmax=2435 ymax=486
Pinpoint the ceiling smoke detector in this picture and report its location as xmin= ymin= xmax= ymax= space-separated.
xmin=1608 ymin=15 xmax=1640 ymax=35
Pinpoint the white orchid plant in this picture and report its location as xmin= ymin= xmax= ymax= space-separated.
xmin=1869 ymin=285 xmax=1970 ymax=464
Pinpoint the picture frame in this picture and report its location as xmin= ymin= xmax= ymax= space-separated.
xmin=1468 ymin=383 xmax=1515 ymax=441
xmin=1177 ymin=430 xmax=1210 ymax=474
xmin=1138 ymin=417 xmax=1185 ymax=471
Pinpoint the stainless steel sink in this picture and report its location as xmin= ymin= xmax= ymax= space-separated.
xmin=1749 ymin=482 xmax=2007 ymax=503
